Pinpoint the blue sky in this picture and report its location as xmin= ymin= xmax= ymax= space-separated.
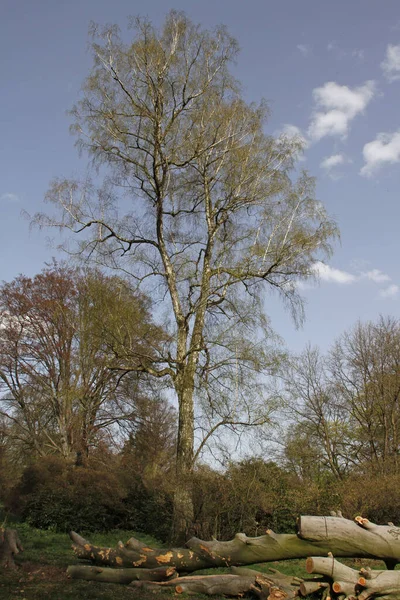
xmin=1 ymin=0 xmax=400 ymax=353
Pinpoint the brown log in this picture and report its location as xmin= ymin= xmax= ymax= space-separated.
xmin=67 ymin=564 xmax=177 ymax=583
xmin=0 ymin=528 xmax=23 ymax=569
xmin=299 ymin=581 xmax=329 ymax=596
xmin=129 ymin=574 xmax=257 ymax=596
xmin=69 ymin=531 xmax=208 ymax=571
xmin=129 ymin=572 xmax=296 ymax=597
xmin=230 ymin=566 xmax=302 ymax=598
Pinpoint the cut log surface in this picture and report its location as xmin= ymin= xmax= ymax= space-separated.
xmin=0 ymin=528 xmax=23 ymax=569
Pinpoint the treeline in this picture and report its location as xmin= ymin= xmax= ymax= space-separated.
xmin=2 ymin=264 xmax=400 ymax=541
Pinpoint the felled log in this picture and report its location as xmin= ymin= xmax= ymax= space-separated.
xmin=69 ymin=531 xmax=209 ymax=571
xmin=0 ymin=528 xmax=23 ymax=569
xmin=231 ymin=567 xmax=303 ymax=599
xmin=67 ymin=564 xmax=177 ymax=583
xmin=307 ymin=555 xmax=400 ymax=600
xmin=187 ymin=516 xmax=400 ymax=568
xmin=69 ymin=516 xmax=400 ymax=572
xmin=129 ymin=573 xmax=290 ymax=597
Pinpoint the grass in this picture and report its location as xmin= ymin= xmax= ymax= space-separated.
xmin=0 ymin=524 xmax=174 ymax=600
xmin=0 ymin=522 xmax=392 ymax=600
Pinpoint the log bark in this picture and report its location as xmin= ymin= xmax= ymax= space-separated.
xmin=67 ymin=564 xmax=177 ymax=583
xmin=0 ymin=528 xmax=23 ymax=569
xmin=69 ymin=531 xmax=209 ymax=571
xmin=187 ymin=516 xmax=400 ymax=567
xmin=130 ymin=574 xmax=255 ymax=596
xmin=129 ymin=573 xmax=294 ymax=597
xmin=230 ymin=567 xmax=303 ymax=598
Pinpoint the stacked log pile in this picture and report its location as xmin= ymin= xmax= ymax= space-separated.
xmin=67 ymin=515 xmax=400 ymax=598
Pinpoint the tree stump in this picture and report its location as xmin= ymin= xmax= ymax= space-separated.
xmin=0 ymin=528 xmax=23 ymax=569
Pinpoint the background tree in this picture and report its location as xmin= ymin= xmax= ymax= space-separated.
xmin=0 ymin=263 xmax=164 ymax=462
xmin=329 ymin=316 xmax=400 ymax=474
xmin=35 ymin=11 xmax=338 ymax=539
xmin=281 ymin=316 xmax=400 ymax=485
xmin=282 ymin=346 xmax=351 ymax=481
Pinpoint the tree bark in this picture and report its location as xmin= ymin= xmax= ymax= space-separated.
xmin=173 ymin=383 xmax=195 ymax=543
xmin=0 ymin=528 xmax=23 ymax=569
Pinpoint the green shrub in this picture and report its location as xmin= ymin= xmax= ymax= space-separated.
xmin=120 ymin=476 xmax=173 ymax=542
xmin=8 ymin=457 xmax=127 ymax=533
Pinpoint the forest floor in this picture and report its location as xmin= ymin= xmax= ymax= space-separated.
xmin=0 ymin=522 xmax=391 ymax=600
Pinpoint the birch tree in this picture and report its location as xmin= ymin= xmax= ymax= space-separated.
xmin=35 ymin=11 xmax=338 ymax=539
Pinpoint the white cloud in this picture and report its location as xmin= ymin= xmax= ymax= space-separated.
xmin=321 ymin=154 xmax=345 ymax=171
xmin=360 ymin=130 xmax=400 ymax=176
xmin=320 ymin=154 xmax=352 ymax=179
xmin=381 ymin=44 xmax=400 ymax=82
xmin=363 ymin=269 xmax=391 ymax=283
xmin=308 ymin=81 xmax=376 ymax=141
xmin=306 ymin=262 xmax=394 ymax=288
xmin=312 ymin=261 xmax=356 ymax=284
xmin=380 ymin=284 xmax=399 ymax=298
xmin=297 ymin=44 xmax=311 ymax=57
xmin=299 ymin=262 xmax=398 ymax=298
xmin=0 ymin=192 xmax=19 ymax=203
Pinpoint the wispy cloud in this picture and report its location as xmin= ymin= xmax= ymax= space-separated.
xmin=300 ymin=263 xmax=396 ymax=296
xmin=320 ymin=154 xmax=345 ymax=171
xmin=0 ymin=192 xmax=19 ymax=203
xmin=362 ymin=269 xmax=391 ymax=283
xmin=327 ymin=42 xmax=365 ymax=61
xmin=327 ymin=41 xmax=346 ymax=59
xmin=381 ymin=44 xmax=400 ymax=82
xmin=360 ymin=130 xmax=400 ymax=176
xmin=352 ymin=49 xmax=365 ymax=60
xmin=297 ymin=44 xmax=311 ymax=57
xmin=308 ymin=81 xmax=376 ymax=141
xmin=320 ymin=153 xmax=351 ymax=178
xmin=380 ymin=284 xmax=399 ymax=298
xmin=312 ymin=261 xmax=356 ymax=284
